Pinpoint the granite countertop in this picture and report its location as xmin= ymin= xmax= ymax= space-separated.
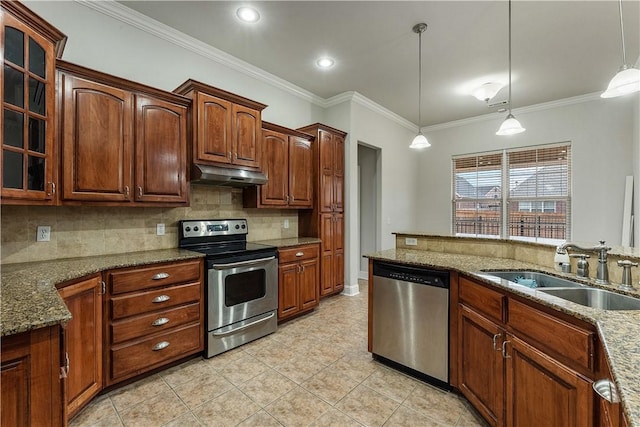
xmin=255 ymin=237 xmax=322 ymax=248
xmin=0 ymin=249 xmax=204 ymax=337
xmin=366 ymin=248 xmax=640 ymax=426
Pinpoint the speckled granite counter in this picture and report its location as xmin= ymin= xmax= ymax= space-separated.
xmin=0 ymin=249 xmax=204 ymax=337
xmin=255 ymin=237 xmax=321 ymax=248
xmin=366 ymin=248 xmax=640 ymax=427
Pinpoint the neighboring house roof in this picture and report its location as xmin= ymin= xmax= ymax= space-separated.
xmin=455 ymin=176 xmax=498 ymax=199
xmin=510 ymin=165 xmax=568 ymax=198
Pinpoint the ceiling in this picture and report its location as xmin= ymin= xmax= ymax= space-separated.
xmin=118 ymin=1 xmax=640 ymax=127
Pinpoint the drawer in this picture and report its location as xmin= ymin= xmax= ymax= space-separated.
xmin=111 ymin=282 xmax=201 ymax=320
xmin=278 ymin=244 xmax=319 ymax=264
xmin=111 ymin=302 xmax=201 ymax=344
xmin=110 ymin=323 xmax=202 ymax=382
xmin=459 ymin=276 xmax=506 ymax=323
xmin=508 ymin=298 xmax=595 ymax=371
xmin=109 ymin=260 xmax=201 ymax=294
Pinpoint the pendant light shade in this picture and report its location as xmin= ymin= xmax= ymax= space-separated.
xmin=410 ymin=23 xmax=431 ymax=149
xmin=601 ymin=0 xmax=640 ymax=99
xmin=496 ymin=0 xmax=525 ymax=136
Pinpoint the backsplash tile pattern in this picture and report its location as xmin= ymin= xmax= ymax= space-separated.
xmin=1 ymin=186 xmax=298 ymax=264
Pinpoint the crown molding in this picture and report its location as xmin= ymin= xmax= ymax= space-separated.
xmin=423 ymin=91 xmax=604 ymax=133
xmin=75 ymin=0 xmax=325 ymax=105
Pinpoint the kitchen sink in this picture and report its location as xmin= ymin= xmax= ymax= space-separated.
xmin=539 ymin=288 xmax=640 ymax=311
xmin=479 ymin=270 xmax=587 ymax=289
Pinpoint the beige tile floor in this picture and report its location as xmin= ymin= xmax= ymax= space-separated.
xmin=70 ymin=281 xmax=488 ymax=427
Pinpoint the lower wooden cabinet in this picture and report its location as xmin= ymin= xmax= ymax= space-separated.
xmin=277 ymin=243 xmax=320 ymax=321
xmin=457 ymin=275 xmax=596 ymax=427
xmin=1 ymin=326 xmax=64 ymax=427
xmin=104 ymin=259 xmax=204 ymax=386
xmin=57 ymin=275 xmax=103 ymax=420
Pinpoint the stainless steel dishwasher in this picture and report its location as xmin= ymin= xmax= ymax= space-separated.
xmin=372 ymin=260 xmax=450 ymax=388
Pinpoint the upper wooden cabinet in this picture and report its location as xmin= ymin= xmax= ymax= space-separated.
xmin=243 ymin=122 xmax=314 ymax=209
xmin=174 ymin=79 xmax=267 ymax=171
xmin=57 ymin=61 xmax=190 ymax=206
xmin=1 ymin=1 xmax=66 ymax=204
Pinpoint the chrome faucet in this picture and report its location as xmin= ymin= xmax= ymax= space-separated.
xmin=556 ymin=240 xmax=611 ymax=284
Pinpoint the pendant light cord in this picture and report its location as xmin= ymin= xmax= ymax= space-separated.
xmin=418 ymin=29 xmax=422 ymax=129
xmin=618 ymin=0 xmax=627 ymax=66
xmin=508 ymin=0 xmax=512 ymax=115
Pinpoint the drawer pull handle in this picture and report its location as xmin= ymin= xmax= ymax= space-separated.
xmin=152 ymin=295 xmax=170 ymax=303
xmin=492 ymin=333 xmax=502 ymax=351
xmin=152 ymin=272 xmax=170 ymax=280
xmin=152 ymin=341 xmax=170 ymax=351
xmin=501 ymin=340 xmax=511 ymax=359
xmin=152 ymin=317 xmax=170 ymax=327
xmin=295 ymin=252 xmax=304 ymax=257
xmin=593 ymin=379 xmax=620 ymax=403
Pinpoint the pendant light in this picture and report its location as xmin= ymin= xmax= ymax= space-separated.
xmin=410 ymin=23 xmax=431 ymax=149
xmin=496 ymin=0 xmax=525 ymax=136
xmin=601 ymin=0 xmax=640 ymax=98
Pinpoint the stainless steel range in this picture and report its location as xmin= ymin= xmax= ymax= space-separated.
xmin=178 ymin=219 xmax=278 ymax=358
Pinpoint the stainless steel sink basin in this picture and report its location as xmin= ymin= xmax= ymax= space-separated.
xmin=479 ymin=270 xmax=587 ymax=289
xmin=539 ymin=288 xmax=640 ymax=311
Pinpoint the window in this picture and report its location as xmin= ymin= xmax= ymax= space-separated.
xmin=452 ymin=143 xmax=571 ymax=243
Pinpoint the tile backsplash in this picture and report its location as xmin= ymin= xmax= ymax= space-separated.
xmin=1 ymin=186 xmax=298 ymax=264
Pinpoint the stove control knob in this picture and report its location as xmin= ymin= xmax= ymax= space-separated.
xmin=193 ymin=226 xmax=199 ymax=232
xmin=235 ymin=224 xmax=240 ymax=230
xmin=185 ymin=226 xmax=191 ymax=232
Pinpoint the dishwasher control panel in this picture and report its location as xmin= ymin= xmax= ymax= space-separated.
xmin=373 ymin=261 xmax=449 ymax=288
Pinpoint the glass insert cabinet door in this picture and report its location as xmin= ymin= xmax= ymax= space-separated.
xmin=1 ymin=7 xmax=58 ymax=202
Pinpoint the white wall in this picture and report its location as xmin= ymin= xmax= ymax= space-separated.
xmin=358 ymin=145 xmax=378 ymax=274
xmin=417 ymin=95 xmax=638 ymax=245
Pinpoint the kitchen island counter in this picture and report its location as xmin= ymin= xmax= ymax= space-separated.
xmin=366 ymin=248 xmax=640 ymax=427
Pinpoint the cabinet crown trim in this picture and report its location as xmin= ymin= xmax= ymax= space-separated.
xmin=173 ymin=79 xmax=267 ymax=111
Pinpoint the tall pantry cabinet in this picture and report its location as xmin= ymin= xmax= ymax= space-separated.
xmin=298 ymin=123 xmax=347 ymax=297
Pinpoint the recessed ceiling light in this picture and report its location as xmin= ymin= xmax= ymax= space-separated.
xmin=236 ymin=7 xmax=260 ymax=23
xmin=316 ymin=57 xmax=335 ymax=69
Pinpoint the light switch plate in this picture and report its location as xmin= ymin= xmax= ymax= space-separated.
xmin=37 ymin=226 xmax=51 ymax=242
xmin=283 ymin=219 xmax=289 ymax=229
xmin=156 ymin=223 xmax=165 ymax=236
xmin=405 ymin=237 xmax=418 ymax=246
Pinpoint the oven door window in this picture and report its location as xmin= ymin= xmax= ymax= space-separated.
xmin=225 ymin=269 xmax=266 ymax=306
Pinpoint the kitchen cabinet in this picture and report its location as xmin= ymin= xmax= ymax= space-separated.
xmin=103 ymin=259 xmax=204 ymax=386
xmin=243 ymin=121 xmax=314 ymax=208
xmin=457 ymin=275 xmax=595 ymax=427
xmin=277 ymin=243 xmax=320 ymax=321
xmin=57 ymin=274 xmax=103 ymax=420
xmin=595 ymin=343 xmax=625 ymax=427
xmin=1 ymin=1 xmax=65 ymax=204
xmin=58 ymin=60 xmax=189 ymax=206
xmin=1 ymin=326 xmax=64 ymax=427
xmin=298 ymin=123 xmax=347 ymax=297
xmin=173 ymin=79 xmax=266 ymax=170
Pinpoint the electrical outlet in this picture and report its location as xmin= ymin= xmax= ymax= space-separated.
xmin=37 ymin=226 xmax=51 ymax=242
xmin=156 ymin=223 xmax=165 ymax=236
xmin=283 ymin=219 xmax=289 ymax=229
xmin=405 ymin=237 xmax=418 ymax=246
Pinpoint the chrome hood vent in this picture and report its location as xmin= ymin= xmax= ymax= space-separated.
xmin=191 ymin=164 xmax=267 ymax=187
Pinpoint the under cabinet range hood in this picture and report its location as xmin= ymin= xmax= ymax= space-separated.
xmin=191 ymin=164 xmax=267 ymax=187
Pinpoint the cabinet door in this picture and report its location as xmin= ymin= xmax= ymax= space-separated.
xmin=505 ymin=335 xmax=593 ymax=427
xmin=332 ymin=213 xmax=344 ymax=293
xmin=232 ymin=104 xmax=261 ymax=168
xmin=320 ymin=213 xmax=335 ymax=296
xmin=60 ymin=74 xmax=133 ymax=201
xmin=260 ymin=130 xmax=289 ymax=206
xmin=288 ymin=136 xmax=313 ymax=208
xmin=278 ymin=263 xmax=299 ymax=319
xmin=299 ymin=258 xmax=319 ymax=311
xmin=1 ymin=13 xmax=57 ymax=202
xmin=332 ymin=134 xmax=345 ymax=212
xmin=58 ymin=275 xmax=103 ymax=419
xmin=134 ymin=95 xmax=188 ymax=203
xmin=458 ymin=304 xmax=504 ymax=427
xmin=318 ymin=130 xmax=334 ymax=212
xmin=197 ymin=93 xmax=232 ymax=164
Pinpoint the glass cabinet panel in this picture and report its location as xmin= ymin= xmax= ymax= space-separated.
xmin=28 ymin=77 xmax=45 ymax=115
xmin=3 ymin=150 xmax=23 ymax=189
xmin=28 ymin=117 xmax=45 ymax=152
xmin=4 ymin=27 xmax=24 ymax=66
xmin=4 ymin=65 xmax=24 ymax=108
xmin=28 ymin=37 xmax=45 ymax=78
xmin=3 ymin=109 xmax=24 ymax=148
xmin=27 ymin=156 xmax=45 ymax=191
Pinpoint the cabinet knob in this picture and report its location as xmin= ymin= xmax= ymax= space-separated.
xmin=492 ymin=333 xmax=502 ymax=351
xmin=152 ymin=294 xmax=170 ymax=303
xmin=152 ymin=272 xmax=170 ymax=280
xmin=138 ymin=186 xmax=143 ymax=198
xmin=152 ymin=341 xmax=170 ymax=351
xmin=228 ymin=151 xmax=232 ymax=159
xmin=47 ymin=182 xmax=56 ymax=197
xmin=124 ymin=186 xmax=130 ymax=199
xmin=501 ymin=340 xmax=511 ymax=359
xmin=151 ymin=317 xmax=170 ymax=327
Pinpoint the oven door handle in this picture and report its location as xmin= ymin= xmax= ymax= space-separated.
xmin=211 ymin=256 xmax=276 ymax=269
xmin=212 ymin=312 xmax=275 ymax=337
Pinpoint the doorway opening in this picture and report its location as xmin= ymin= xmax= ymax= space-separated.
xmin=358 ymin=143 xmax=381 ymax=280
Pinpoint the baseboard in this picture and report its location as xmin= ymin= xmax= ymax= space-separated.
xmin=342 ymin=282 xmax=360 ymax=296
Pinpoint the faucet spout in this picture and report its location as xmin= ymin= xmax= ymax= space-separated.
xmin=556 ymin=240 xmax=611 ymax=284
